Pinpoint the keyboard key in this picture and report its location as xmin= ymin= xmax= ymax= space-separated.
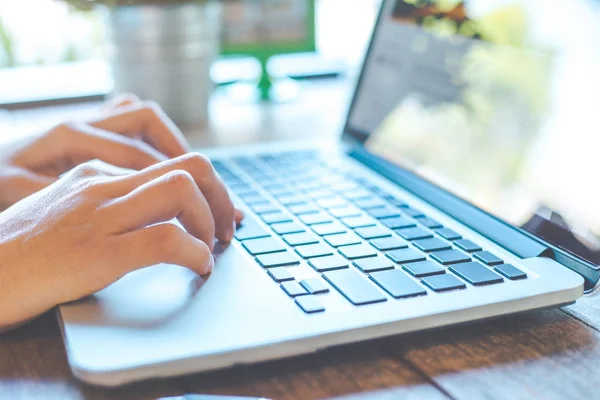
xmin=431 ymin=249 xmax=471 ymax=265
xmin=295 ymin=243 xmax=334 ymax=259
xmin=370 ymin=269 xmax=427 ymax=299
xmin=261 ymin=212 xmax=293 ymax=225
xmin=474 ymin=251 xmax=504 ymax=266
xmin=300 ymin=278 xmax=330 ymax=294
xmin=367 ymin=206 xmax=402 ymax=219
xmin=268 ymin=187 xmax=294 ymax=197
xmin=277 ymin=195 xmax=308 ymax=206
xmin=283 ymin=232 xmax=320 ymax=247
xmin=355 ymin=226 xmax=392 ymax=240
xmin=381 ymin=217 xmax=417 ymax=230
xmin=241 ymin=194 xmax=269 ymax=205
xmin=317 ymin=197 xmax=348 ymax=209
xmin=236 ymin=189 xmax=260 ymax=198
xmin=260 ymin=182 xmax=284 ymax=191
xmin=295 ymin=295 xmax=325 ymax=313
xmin=402 ymin=261 xmax=445 ymax=277
xmin=312 ymin=222 xmax=347 ymax=236
xmin=308 ymin=255 xmax=349 ymax=272
xmin=271 ymin=222 xmax=305 ymax=235
xmin=413 ymin=238 xmax=452 ymax=252
xmin=353 ymin=256 xmax=394 ymax=273
xmin=250 ymin=203 xmax=280 ymax=215
xmin=436 ymin=228 xmax=461 ymax=241
xmin=243 ymin=237 xmax=286 ymax=255
xmin=330 ymin=182 xmax=358 ymax=192
xmin=249 ymin=174 xmax=273 ymax=183
xmin=421 ymin=274 xmax=466 ymax=292
xmin=354 ymin=197 xmax=387 ymax=210
xmin=455 ymin=239 xmax=482 ymax=253
xmin=325 ymin=232 xmax=362 ymax=248
xmin=418 ymin=217 xmax=443 ymax=229
xmin=386 ymin=248 xmax=426 ymax=264
xmin=295 ymin=181 xmax=321 ymax=191
xmin=341 ymin=216 xmax=377 ymax=229
xmin=494 ymin=264 xmax=527 ymax=280
xmin=233 ymin=186 xmax=258 ymax=196
xmin=370 ymin=236 xmax=408 ymax=251
xmin=300 ymin=212 xmax=333 ymax=226
xmin=338 ymin=244 xmax=378 ymax=260
xmin=388 ymin=198 xmax=409 ymax=208
xmin=281 ymin=281 xmax=309 ymax=297
xmin=343 ymin=189 xmax=373 ymax=201
xmin=256 ymin=252 xmax=301 ymax=268
xmin=323 ymin=269 xmax=387 ymax=305
xmin=268 ymin=267 xmax=294 ymax=282
xmin=288 ymin=203 xmax=320 ymax=215
xmin=450 ymin=262 xmax=504 ymax=286
xmin=396 ymin=227 xmax=433 ymax=241
xmin=328 ymin=206 xmax=362 ymax=219
xmin=305 ymin=189 xmax=336 ymax=199
xmin=235 ymin=217 xmax=271 ymax=241
xmin=403 ymin=208 xmax=426 ymax=218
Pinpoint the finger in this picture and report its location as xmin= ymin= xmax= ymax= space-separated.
xmin=116 ymin=223 xmax=214 ymax=276
xmin=61 ymin=122 xmax=167 ymax=170
xmin=61 ymin=159 xmax=135 ymax=180
xmin=235 ymin=208 xmax=245 ymax=226
xmin=105 ymin=93 xmax=141 ymax=111
xmin=104 ymin=170 xmax=216 ymax=250
xmin=111 ymin=153 xmax=235 ymax=242
xmin=89 ymin=102 xmax=190 ymax=158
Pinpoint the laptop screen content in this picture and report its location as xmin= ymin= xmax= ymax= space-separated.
xmin=348 ymin=0 xmax=600 ymax=265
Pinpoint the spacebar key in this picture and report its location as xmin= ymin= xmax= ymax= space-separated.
xmin=323 ymin=269 xmax=387 ymax=306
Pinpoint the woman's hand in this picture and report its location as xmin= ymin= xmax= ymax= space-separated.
xmin=0 ymin=96 xmax=190 ymax=210
xmin=0 ymin=154 xmax=242 ymax=331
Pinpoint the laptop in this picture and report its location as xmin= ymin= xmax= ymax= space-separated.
xmin=59 ymin=0 xmax=600 ymax=386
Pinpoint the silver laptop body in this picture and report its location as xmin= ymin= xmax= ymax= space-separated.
xmin=59 ymin=0 xmax=600 ymax=386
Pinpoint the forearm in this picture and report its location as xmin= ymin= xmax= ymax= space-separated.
xmin=0 ymin=233 xmax=52 ymax=332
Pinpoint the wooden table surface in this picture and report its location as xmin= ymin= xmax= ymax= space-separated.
xmin=3 ymin=80 xmax=600 ymax=400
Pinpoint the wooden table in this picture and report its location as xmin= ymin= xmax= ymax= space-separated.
xmin=3 ymin=80 xmax=600 ymax=400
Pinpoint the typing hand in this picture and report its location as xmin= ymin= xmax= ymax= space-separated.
xmin=0 ymin=96 xmax=190 ymax=210
xmin=0 ymin=155 xmax=243 ymax=331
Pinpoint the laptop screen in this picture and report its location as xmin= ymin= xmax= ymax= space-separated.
xmin=347 ymin=0 xmax=600 ymax=266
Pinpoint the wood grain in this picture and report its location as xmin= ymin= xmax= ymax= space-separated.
xmin=5 ymin=300 xmax=600 ymax=399
xmin=563 ymin=295 xmax=600 ymax=331
xmin=0 ymin=311 xmax=183 ymax=400
xmin=386 ymin=308 xmax=600 ymax=400
xmin=181 ymin=341 xmax=448 ymax=400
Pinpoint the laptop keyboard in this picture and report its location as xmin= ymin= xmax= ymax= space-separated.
xmin=212 ymin=151 xmax=528 ymax=315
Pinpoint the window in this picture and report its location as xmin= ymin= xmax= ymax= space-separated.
xmin=0 ymin=0 xmax=380 ymax=104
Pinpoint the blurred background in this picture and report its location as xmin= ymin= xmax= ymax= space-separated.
xmin=0 ymin=0 xmax=380 ymax=125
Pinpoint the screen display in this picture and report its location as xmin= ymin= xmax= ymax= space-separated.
xmin=349 ymin=0 xmax=600 ymax=264
xmin=221 ymin=0 xmax=315 ymax=52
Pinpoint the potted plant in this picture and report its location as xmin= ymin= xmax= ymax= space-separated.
xmin=65 ymin=0 xmax=222 ymax=128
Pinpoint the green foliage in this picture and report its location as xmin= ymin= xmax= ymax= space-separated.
xmin=0 ymin=17 xmax=15 ymax=68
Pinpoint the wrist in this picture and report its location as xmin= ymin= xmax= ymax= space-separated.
xmin=0 ymin=238 xmax=51 ymax=331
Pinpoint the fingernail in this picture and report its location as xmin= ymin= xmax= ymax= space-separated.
xmin=209 ymin=255 xmax=215 ymax=273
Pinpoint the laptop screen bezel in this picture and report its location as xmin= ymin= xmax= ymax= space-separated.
xmin=341 ymin=0 xmax=600 ymax=290
xmin=342 ymin=1 xmax=387 ymax=145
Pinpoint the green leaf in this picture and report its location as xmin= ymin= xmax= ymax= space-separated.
xmin=0 ymin=17 xmax=15 ymax=68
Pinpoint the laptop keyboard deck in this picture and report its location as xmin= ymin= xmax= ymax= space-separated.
xmin=212 ymin=151 xmax=527 ymax=314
